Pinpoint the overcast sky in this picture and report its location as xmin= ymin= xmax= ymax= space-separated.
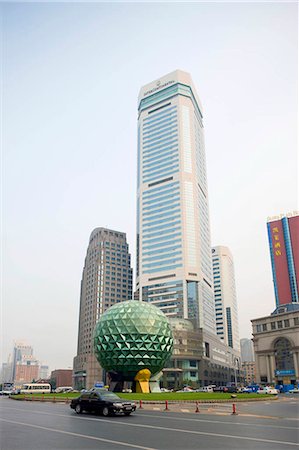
xmin=2 ymin=2 xmax=298 ymax=372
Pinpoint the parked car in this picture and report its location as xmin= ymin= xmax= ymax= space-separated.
xmin=213 ymin=386 xmax=228 ymax=393
xmin=288 ymin=388 xmax=299 ymax=394
xmin=55 ymin=386 xmax=73 ymax=393
xmin=225 ymin=386 xmax=237 ymax=393
xmin=176 ymin=387 xmax=195 ymax=392
xmin=10 ymin=389 xmax=21 ymax=395
xmin=257 ymin=387 xmax=279 ymax=395
xmin=70 ymin=388 xmax=136 ymax=416
xmin=241 ymin=387 xmax=254 ymax=393
xmin=195 ymin=386 xmax=214 ymax=393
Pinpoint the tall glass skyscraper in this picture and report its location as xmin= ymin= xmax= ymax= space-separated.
xmin=212 ymin=246 xmax=240 ymax=350
xmin=136 ymin=70 xmax=215 ymax=333
xmin=267 ymin=212 xmax=299 ymax=307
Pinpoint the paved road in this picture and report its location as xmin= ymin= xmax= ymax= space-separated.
xmin=0 ymin=396 xmax=298 ymax=450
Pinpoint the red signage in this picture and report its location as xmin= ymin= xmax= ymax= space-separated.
xmin=269 ymin=220 xmax=292 ymax=304
xmin=289 ymin=216 xmax=299 ymax=292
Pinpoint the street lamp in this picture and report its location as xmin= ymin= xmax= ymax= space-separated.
xmin=233 ymin=357 xmax=240 ymax=387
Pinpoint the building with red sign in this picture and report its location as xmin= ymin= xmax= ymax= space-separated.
xmin=267 ymin=212 xmax=299 ymax=307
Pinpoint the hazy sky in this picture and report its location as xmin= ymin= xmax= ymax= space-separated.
xmin=2 ymin=2 xmax=298 ymax=372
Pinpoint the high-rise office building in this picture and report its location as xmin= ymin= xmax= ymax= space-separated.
xmin=267 ymin=212 xmax=299 ymax=307
xmin=73 ymin=228 xmax=133 ymax=389
xmin=39 ymin=365 xmax=49 ymax=379
xmin=12 ymin=341 xmax=34 ymax=381
xmin=11 ymin=341 xmax=40 ymax=384
xmin=212 ymin=246 xmax=240 ymax=350
xmin=240 ymin=338 xmax=254 ymax=363
xmin=136 ymin=70 xmax=215 ymax=333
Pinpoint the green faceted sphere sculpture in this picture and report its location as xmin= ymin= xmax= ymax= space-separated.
xmin=93 ymin=300 xmax=173 ymax=380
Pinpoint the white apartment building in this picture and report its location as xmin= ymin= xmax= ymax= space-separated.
xmin=212 ymin=246 xmax=240 ymax=350
xmin=136 ymin=70 xmax=216 ymax=334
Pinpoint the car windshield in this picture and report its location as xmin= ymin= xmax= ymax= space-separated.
xmin=99 ymin=392 xmax=121 ymax=401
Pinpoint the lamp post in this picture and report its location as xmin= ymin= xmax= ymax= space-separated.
xmin=233 ymin=357 xmax=240 ymax=387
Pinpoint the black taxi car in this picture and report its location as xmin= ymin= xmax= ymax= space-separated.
xmin=70 ymin=388 xmax=136 ymax=416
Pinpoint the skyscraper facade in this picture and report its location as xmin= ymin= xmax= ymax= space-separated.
xmin=136 ymin=70 xmax=215 ymax=334
xmin=212 ymin=246 xmax=240 ymax=350
xmin=73 ymin=228 xmax=133 ymax=389
xmin=11 ymin=342 xmax=40 ymax=384
xmin=240 ymin=338 xmax=254 ymax=363
xmin=267 ymin=212 xmax=299 ymax=307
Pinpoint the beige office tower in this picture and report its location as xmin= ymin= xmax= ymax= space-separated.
xmin=212 ymin=246 xmax=240 ymax=350
xmin=136 ymin=70 xmax=216 ymax=334
xmin=73 ymin=228 xmax=133 ymax=389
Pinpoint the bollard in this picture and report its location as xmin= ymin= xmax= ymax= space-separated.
xmin=164 ymin=400 xmax=169 ymax=411
xmin=139 ymin=400 xmax=143 ymax=409
xmin=195 ymin=401 xmax=200 ymax=413
xmin=231 ymin=403 xmax=237 ymax=415
xmin=53 ymin=396 xmax=56 ymax=403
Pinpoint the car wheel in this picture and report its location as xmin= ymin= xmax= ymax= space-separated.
xmin=102 ymin=406 xmax=109 ymax=417
xmin=75 ymin=403 xmax=82 ymax=414
xmin=124 ymin=412 xmax=131 ymax=416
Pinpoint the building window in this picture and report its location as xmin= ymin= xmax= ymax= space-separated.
xmin=274 ymin=337 xmax=295 ymax=372
xmin=277 ymin=321 xmax=283 ymax=329
xmin=205 ymin=342 xmax=210 ymax=358
xmin=294 ymin=317 xmax=299 ymax=326
xmin=262 ymin=323 xmax=267 ymax=332
xmin=256 ymin=324 xmax=262 ymax=332
xmin=270 ymin=322 xmax=276 ymax=330
xmin=284 ymin=319 xmax=290 ymax=327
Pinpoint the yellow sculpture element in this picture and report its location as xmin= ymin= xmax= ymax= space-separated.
xmin=134 ymin=368 xmax=151 ymax=393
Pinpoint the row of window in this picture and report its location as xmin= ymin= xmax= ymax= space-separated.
xmin=256 ymin=317 xmax=299 ymax=332
xmin=143 ymin=106 xmax=177 ymax=125
xmin=143 ymin=123 xmax=178 ymax=144
xmin=143 ymin=115 xmax=177 ymax=134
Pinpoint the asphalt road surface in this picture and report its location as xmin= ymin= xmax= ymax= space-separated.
xmin=0 ymin=396 xmax=298 ymax=450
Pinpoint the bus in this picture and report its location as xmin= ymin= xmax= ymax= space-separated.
xmin=20 ymin=383 xmax=51 ymax=394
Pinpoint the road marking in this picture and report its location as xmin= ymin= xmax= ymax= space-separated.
xmin=1 ymin=411 xmax=298 ymax=447
xmin=152 ymin=408 xmax=160 ymax=411
xmin=1 ymin=405 xmax=298 ymax=430
xmin=0 ymin=418 xmax=157 ymax=450
xmin=181 ymin=409 xmax=190 ymax=412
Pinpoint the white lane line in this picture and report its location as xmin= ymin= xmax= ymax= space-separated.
xmin=181 ymin=409 xmax=190 ymax=413
xmin=1 ymin=411 xmax=298 ymax=447
xmin=1 ymin=405 xmax=298 ymax=431
xmin=152 ymin=408 xmax=160 ymax=411
xmin=0 ymin=418 xmax=157 ymax=450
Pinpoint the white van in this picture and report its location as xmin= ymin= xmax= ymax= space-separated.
xmin=55 ymin=386 xmax=73 ymax=393
xmin=20 ymin=383 xmax=51 ymax=394
xmin=196 ymin=386 xmax=214 ymax=392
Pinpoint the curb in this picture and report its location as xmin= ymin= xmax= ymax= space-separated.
xmin=9 ymin=396 xmax=277 ymax=404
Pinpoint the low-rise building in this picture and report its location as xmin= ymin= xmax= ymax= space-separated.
xmin=242 ymin=361 xmax=256 ymax=385
xmin=50 ymin=369 xmax=73 ymax=389
xmin=251 ymin=303 xmax=299 ymax=386
xmin=161 ymin=319 xmax=243 ymax=390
